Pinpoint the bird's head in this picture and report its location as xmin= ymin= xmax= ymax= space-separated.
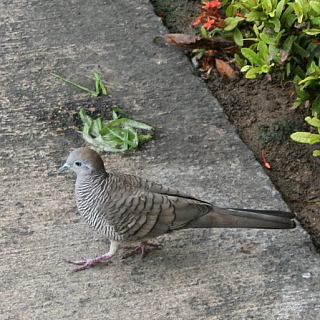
xmin=58 ymin=147 xmax=106 ymax=176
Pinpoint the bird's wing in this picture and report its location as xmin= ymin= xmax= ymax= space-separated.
xmin=104 ymin=174 xmax=213 ymax=241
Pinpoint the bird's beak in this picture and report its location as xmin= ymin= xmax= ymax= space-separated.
xmin=58 ymin=163 xmax=70 ymax=172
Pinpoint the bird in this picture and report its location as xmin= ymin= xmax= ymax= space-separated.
xmin=58 ymin=147 xmax=296 ymax=271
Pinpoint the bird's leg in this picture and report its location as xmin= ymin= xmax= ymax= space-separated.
xmin=65 ymin=241 xmax=120 ymax=271
xmin=122 ymin=242 xmax=162 ymax=260
xmin=65 ymin=253 xmax=114 ymax=271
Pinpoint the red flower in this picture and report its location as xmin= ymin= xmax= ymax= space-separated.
xmin=203 ymin=17 xmax=217 ymax=30
xmin=192 ymin=12 xmax=206 ymax=26
xmin=193 ymin=0 xmax=225 ymax=30
xmin=206 ymin=0 xmax=222 ymax=9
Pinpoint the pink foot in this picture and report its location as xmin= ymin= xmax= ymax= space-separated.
xmin=65 ymin=253 xmax=114 ymax=272
xmin=122 ymin=242 xmax=162 ymax=260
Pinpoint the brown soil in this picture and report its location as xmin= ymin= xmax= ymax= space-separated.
xmin=151 ymin=0 xmax=320 ymax=250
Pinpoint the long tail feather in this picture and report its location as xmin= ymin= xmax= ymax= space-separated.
xmin=187 ymin=206 xmax=296 ymax=229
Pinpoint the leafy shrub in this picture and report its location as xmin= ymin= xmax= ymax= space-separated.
xmin=193 ymin=0 xmax=320 ymax=113
xmin=192 ymin=0 xmax=320 ymax=154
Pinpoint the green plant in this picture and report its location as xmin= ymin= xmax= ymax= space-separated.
xmin=294 ymin=58 xmax=320 ymax=112
xmin=290 ymin=115 xmax=320 ymax=156
xmin=52 ymin=72 xmax=108 ymax=96
xmin=190 ymin=0 xmax=320 ymax=152
xmin=79 ymin=108 xmax=154 ymax=152
xmin=240 ymin=40 xmax=275 ymax=78
xmin=192 ymin=0 xmax=320 ymax=113
xmin=223 ymin=0 xmax=320 ymax=79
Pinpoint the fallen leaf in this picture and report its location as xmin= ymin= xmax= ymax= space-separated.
xmin=162 ymin=33 xmax=239 ymax=53
xmin=162 ymin=34 xmax=202 ymax=49
xmin=215 ymin=59 xmax=237 ymax=78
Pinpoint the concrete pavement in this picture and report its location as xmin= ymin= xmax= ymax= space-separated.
xmin=1 ymin=1 xmax=319 ymax=319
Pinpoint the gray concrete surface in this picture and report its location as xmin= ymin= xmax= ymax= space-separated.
xmin=1 ymin=0 xmax=319 ymax=319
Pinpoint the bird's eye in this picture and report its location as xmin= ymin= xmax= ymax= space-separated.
xmin=74 ymin=161 xmax=82 ymax=167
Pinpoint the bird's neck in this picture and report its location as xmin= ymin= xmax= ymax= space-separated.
xmin=75 ymin=171 xmax=109 ymax=219
xmin=75 ymin=171 xmax=108 ymax=190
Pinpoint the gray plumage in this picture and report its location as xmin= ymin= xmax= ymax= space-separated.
xmin=59 ymin=147 xmax=295 ymax=271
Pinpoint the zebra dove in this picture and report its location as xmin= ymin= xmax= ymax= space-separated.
xmin=59 ymin=147 xmax=295 ymax=271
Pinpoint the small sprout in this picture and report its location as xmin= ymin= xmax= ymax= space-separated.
xmin=51 ymin=72 xmax=108 ymax=96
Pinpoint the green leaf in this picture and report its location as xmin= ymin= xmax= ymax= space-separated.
xmin=292 ymin=42 xmax=310 ymax=58
xmin=282 ymin=35 xmax=296 ymax=52
xmin=224 ymin=17 xmax=245 ymax=31
xmin=305 ymin=28 xmax=320 ymax=35
xmin=138 ymin=134 xmax=154 ymax=142
xmin=52 ymin=73 xmax=99 ymax=96
xmin=225 ymin=2 xmax=237 ymax=17
xmin=294 ymin=88 xmax=309 ymax=100
xmin=276 ymin=0 xmax=286 ymax=19
xmin=94 ymin=72 xmax=108 ymax=95
xmin=275 ymin=29 xmax=286 ymax=44
xmin=261 ymin=63 xmax=274 ymax=73
xmin=107 ymin=127 xmax=138 ymax=148
xmin=257 ymin=41 xmax=269 ymax=62
xmin=247 ymin=11 xmax=267 ymax=22
xmin=79 ymin=108 xmax=93 ymax=127
xmin=262 ymin=0 xmax=276 ymax=14
xmin=259 ymin=32 xmax=277 ymax=45
xmin=79 ymin=109 xmax=154 ymax=153
xmin=269 ymin=17 xmax=281 ymax=32
xmin=233 ymin=28 xmax=243 ymax=46
xmin=293 ymin=99 xmax=303 ymax=108
xmin=240 ymin=65 xmax=251 ymax=72
xmin=83 ymin=123 xmax=91 ymax=136
xmin=311 ymin=17 xmax=320 ymax=26
xmin=112 ymin=108 xmax=130 ymax=120
xmin=285 ymin=62 xmax=291 ymax=78
xmin=311 ymin=95 xmax=320 ymax=114
xmin=310 ymin=1 xmax=320 ymax=15
xmin=90 ymin=118 xmax=103 ymax=137
xmin=112 ymin=110 xmax=119 ymax=120
xmin=290 ymin=132 xmax=320 ymax=144
xmin=253 ymin=24 xmax=260 ymax=37
xmin=269 ymin=44 xmax=280 ymax=60
xmin=103 ymin=118 xmax=154 ymax=131
xmin=200 ymin=26 xmax=208 ymax=38
xmin=307 ymin=60 xmax=319 ymax=74
xmin=281 ymin=6 xmax=295 ymax=26
xmin=285 ymin=13 xmax=298 ymax=28
xmin=241 ymin=48 xmax=262 ymax=66
xmin=313 ymin=150 xmax=320 ymax=156
xmin=289 ymin=3 xmax=304 ymax=23
xmin=305 ymin=116 xmax=320 ymax=128
xmin=235 ymin=53 xmax=246 ymax=67
xmin=245 ymin=67 xmax=262 ymax=78
xmin=52 ymin=72 xmax=108 ymax=96
xmin=299 ymin=75 xmax=320 ymax=86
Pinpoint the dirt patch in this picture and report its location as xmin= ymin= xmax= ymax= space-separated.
xmin=151 ymin=0 xmax=320 ymax=250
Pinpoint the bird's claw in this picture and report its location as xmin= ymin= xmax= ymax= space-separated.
xmin=64 ymin=254 xmax=113 ymax=271
xmin=121 ymin=242 xmax=162 ymax=260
